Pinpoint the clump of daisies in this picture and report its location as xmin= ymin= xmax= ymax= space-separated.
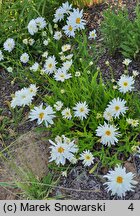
xmin=42 ymin=47 xmax=73 ymax=82
xmin=53 ymin=1 xmax=86 ymax=37
xmin=11 ymin=84 xmax=38 ymax=108
xmin=104 ymin=165 xmax=137 ymax=198
xmin=49 ymin=135 xmax=78 ymax=165
xmin=27 ymin=17 xmax=46 ymax=35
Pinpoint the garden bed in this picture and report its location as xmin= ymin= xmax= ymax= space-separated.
xmin=0 ymin=0 xmax=140 ymax=200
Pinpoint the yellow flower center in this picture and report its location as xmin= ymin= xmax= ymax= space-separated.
xmin=48 ymin=63 xmax=53 ymax=68
xmin=76 ymin=17 xmax=81 ymax=24
xmin=39 ymin=112 xmax=45 ymax=120
xmin=105 ymin=130 xmax=111 ymax=136
xmin=85 ymin=155 xmax=91 ymax=160
xmin=80 ymin=107 xmax=85 ymax=112
xmin=115 ymin=106 xmax=120 ymax=111
xmin=58 ymin=147 xmax=64 ymax=153
xmin=116 ymin=176 xmax=123 ymax=184
xmin=22 ymin=95 xmax=26 ymax=99
xmin=60 ymin=74 xmax=65 ymax=78
xmin=68 ymin=25 xmax=73 ymax=31
xmin=123 ymin=82 xmax=128 ymax=87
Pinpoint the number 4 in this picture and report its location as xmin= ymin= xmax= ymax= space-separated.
xmin=128 ymin=203 xmax=134 ymax=211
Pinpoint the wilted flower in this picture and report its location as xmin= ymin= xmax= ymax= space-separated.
xmin=54 ymin=101 xmax=63 ymax=111
xmin=62 ymin=44 xmax=71 ymax=52
xmin=122 ymin=58 xmax=132 ymax=66
xmin=132 ymin=70 xmax=139 ymax=77
xmin=30 ymin=62 xmax=39 ymax=72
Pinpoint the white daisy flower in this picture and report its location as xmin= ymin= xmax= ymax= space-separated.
xmin=49 ymin=135 xmax=78 ymax=165
xmin=96 ymin=122 xmax=120 ymax=146
xmin=61 ymin=1 xmax=72 ymax=14
xmin=62 ymin=22 xmax=76 ymax=37
xmin=28 ymin=38 xmax=35 ymax=46
xmin=62 ymin=59 xmax=72 ymax=71
xmin=53 ymin=31 xmax=62 ymax=40
xmin=103 ymin=108 xmax=113 ymax=122
xmin=53 ymin=7 xmax=65 ymax=23
xmin=118 ymin=75 xmax=134 ymax=93
xmin=54 ymin=68 xmax=72 ymax=82
xmin=106 ymin=98 xmax=128 ymax=119
xmin=126 ymin=118 xmax=139 ymax=127
xmin=20 ymin=53 xmax=29 ymax=63
xmin=35 ymin=17 xmax=46 ymax=30
xmin=104 ymin=165 xmax=137 ymax=198
xmin=44 ymin=55 xmax=57 ymax=74
xmin=80 ymin=150 xmax=94 ymax=167
xmin=3 ymin=38 xmax=15 ymax=52
xmin=68 ymin=8 xmax=86 ymax=30
xmin=0 ymin=50 xmax=4 ymax=61
xmin=54 ymin=101 xmax=63 ymax=111
xmin=27 ymin=19 xmax=38 ymax=35
xmin=7 ymin=67 xmax=13 ymax=73
xmin=61 ymin=108 xmax=72 ymax=120
xmin=62 ymin=44 xmax=71 ymax=52
xmin=30 ymin=62 xmax=39 ymax=72
xmin=29 ymin=103 xmax=55 ymax=127
xmin=73 ymin=101 xmax=90 ymax=120
xmin=122 ymin=58 xmax=132 ymax=66
xmin=28 ymin=84 xmax=38 ymax=96
xmin=55 ymin=135 xmax=62 ymax=143
xmin=88 ymin=29 xmax=97 ymax=40
xmin=11 ymin=88 xmax=33 ymax=108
